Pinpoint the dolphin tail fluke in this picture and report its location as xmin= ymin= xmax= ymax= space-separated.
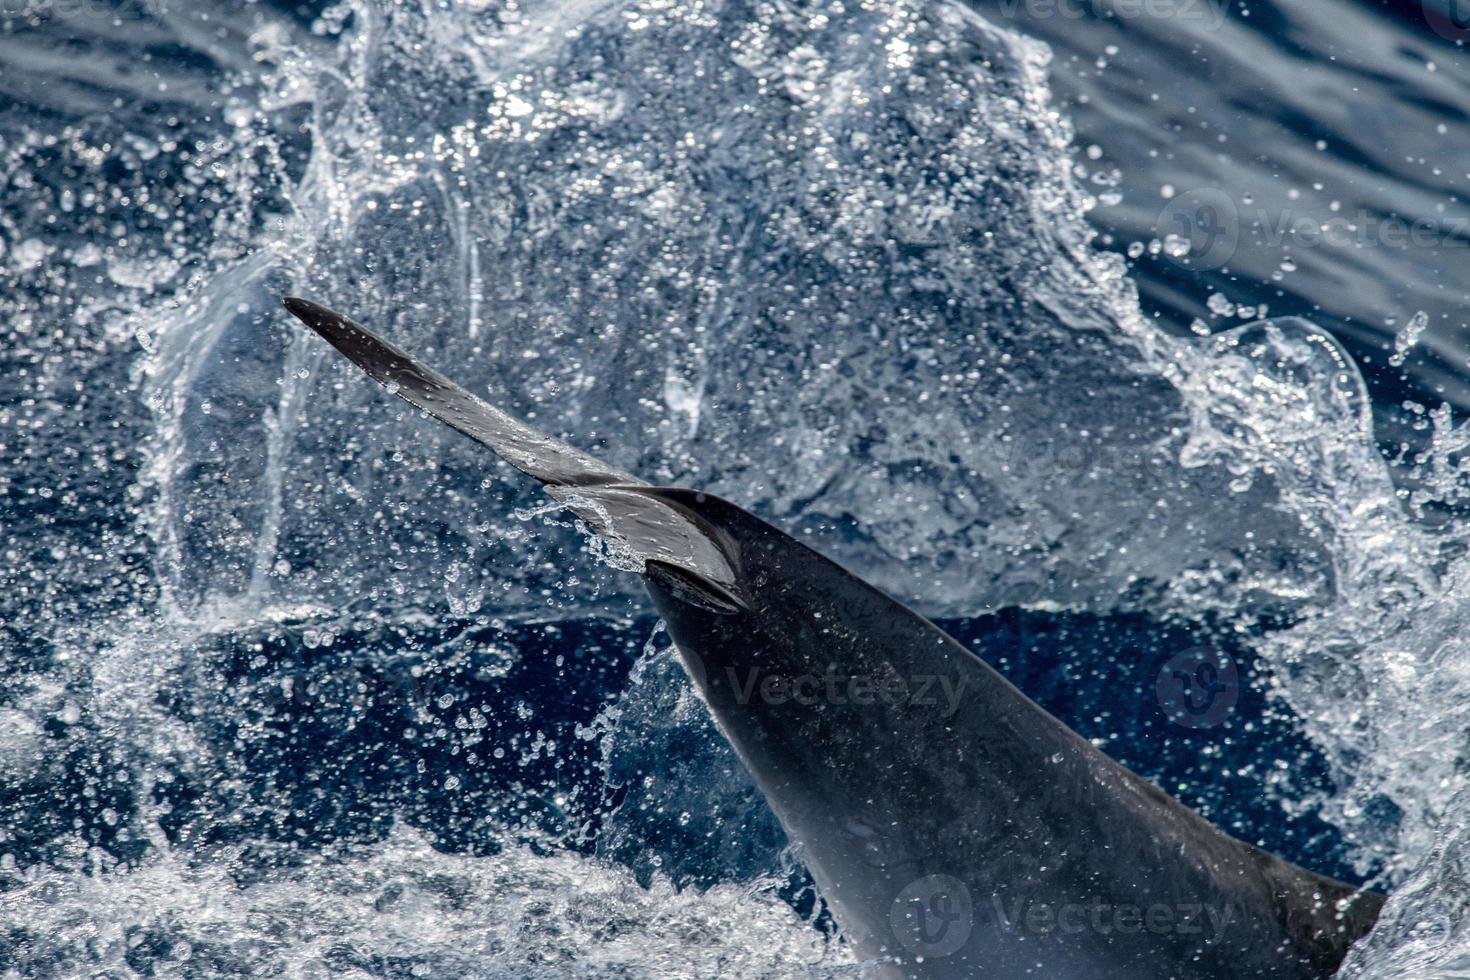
xmin=282 ymin=296 xmax=638 ymax=489
xmin=281 ymin=297 xmax=747 ymax=613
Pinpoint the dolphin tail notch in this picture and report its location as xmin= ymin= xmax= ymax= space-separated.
xmin=280 ymin=297 xmax=747 ymax=613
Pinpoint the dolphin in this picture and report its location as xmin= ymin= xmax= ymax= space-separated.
xmin=281 ymin=297 xmax=1383 ymax=979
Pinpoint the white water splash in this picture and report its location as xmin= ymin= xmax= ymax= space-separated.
xmin=130 ymin=0 xmax=1327 ymax=625
xmin=0 ymin=824 xmax=849 ymax=979
xmin=7 ymin=0 xmax=1470 ymax=974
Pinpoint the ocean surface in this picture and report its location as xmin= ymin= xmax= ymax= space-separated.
xmin=2 ymin=0 xmax=1469 ymax=975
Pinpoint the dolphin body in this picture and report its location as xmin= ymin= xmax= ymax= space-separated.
xmin=282 ymin=297 xmax=1383 ymax=979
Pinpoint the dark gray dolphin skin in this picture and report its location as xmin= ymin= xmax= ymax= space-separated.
xmin=282 ymin=297 xmax=1383 ymax=979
